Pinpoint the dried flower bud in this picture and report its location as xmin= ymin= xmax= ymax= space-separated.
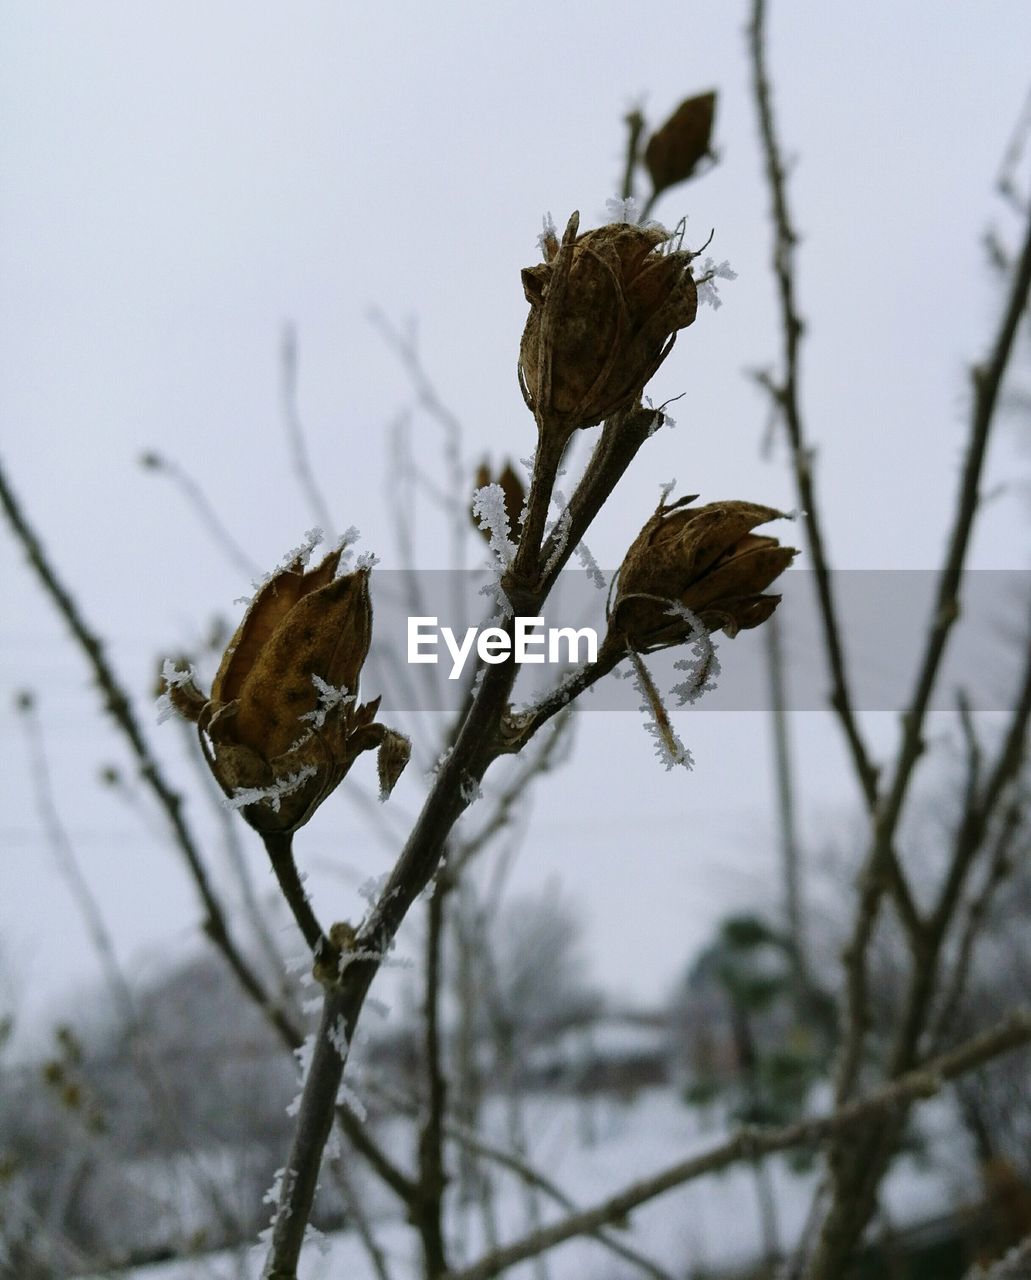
xmin=471 ymin=459 xmax=525 ymax=544
xmin=518 ymin=213 xmax=698 ymax=438
xmin=645 ymin=91 xmax=717 ymax=194
xmin=610 ymin=496 xmax=797 ymax=646
xmin=161 ymin=547 xmax=409 ymax=834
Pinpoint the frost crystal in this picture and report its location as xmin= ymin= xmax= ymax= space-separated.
xmin=667 ymin=604 xmax=722 ymax=706
xmin=697 ymin=258 xmax=738 ymax=310
xmin=294 ymin=1032 xmax=317 ymax=1078
xmin=161 ymin=658 xmax=196 ymax=688
xmin=336 ymin=1079 xmax=367 ymax=1122
xmin=543 ymin=507 xmax=572 ymax=578
xmin=327 ymin=1015 xmax=350 ymax=1060
xmin=226 ymin=765 xmax=318 ymax=813
xmin=605 ymin=195 xmax=640 ymax=224
xmin=460 ymin=773 xmax=483 ymax=805
xmin=304 ymin=1224 xmax=331 ymax=1256
xmin=299 ymin=674 xmax=355 ymax=731
xmin=642 ymin=394 xmax=680 ymax=436
xmin=472 ymin=483 xmax=517 ymax=567
xmin=547 ymin=488 xmax=604 ymax=587
xmin=291 ymin=528 xmax=324 ymax=567
xmin=355 ymin=550 xmax=379 ymax=571
xmin=259 ymin=1165 xmax=297 ymax=1254
xmin=359 ymin=873 xmax=391 ymax=907
xmin=573 ymin=539 xmax=606 ymax=589
xmin=156 ymin=660 xmax=197 ymax=724
xmin=627 ymin=654 xmax=694 ymax=770
xmin=536 ymin=211 xmax=557 ymax=255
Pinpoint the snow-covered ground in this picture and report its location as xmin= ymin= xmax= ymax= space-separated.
xmin=94 ymin=1085 xmax=976 ymax=1280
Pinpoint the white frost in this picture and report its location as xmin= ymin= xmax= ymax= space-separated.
xmin=226 ymin=765 xmax=318 ymax=814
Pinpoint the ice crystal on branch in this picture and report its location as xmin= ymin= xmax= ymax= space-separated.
xmin=697 ymin=257 xmax=738 ymax=310
xmin=472 ymin=482 xmax=518 ymax=567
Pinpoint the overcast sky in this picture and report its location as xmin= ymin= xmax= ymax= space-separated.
xmin=2 ymin=3 xmax=1030 ymax=1055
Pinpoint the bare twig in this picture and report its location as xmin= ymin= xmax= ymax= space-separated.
xmin=621 ymin=105 xmax=646 ymax=203
xmin=747 ymin=0 xmax=878 ymax=810
xmin=445 ymin=1010 xmax=1031 ymax=1280
xmin=1 ymin=455 xmax=415 ymax=1217
xmin=415 ymin=873 xmax=450 ymax=1277
xmin=930 ymin=798 xmax=1025 ymax=1047
xmin=0 ymin=458 xmax=299 ymax=1049
xmin=262 ymin=831 xmax=333 ymax=959
xmin=764 ymin=614 xmax=810 ymax=998
xmin=16 ymin=692 xmax=244 ymax=1242
xmin=281 ymin=322 xmax=337 ymax=540
xmin=139 ymin=450 xmax=260 ymax=580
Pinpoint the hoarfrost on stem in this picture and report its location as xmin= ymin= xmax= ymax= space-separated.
xmin=666 ymin=603 xmax=721 ymax=706
xmin=472 ymin=482 xmax=518 ymax=567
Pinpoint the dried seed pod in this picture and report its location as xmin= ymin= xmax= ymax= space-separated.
xmin=472 ymin=459 xmax=525 ymax=543
xmin=518 ymin=213 xmax=698 ymax=439
xmin=645 ymin=91 xmax=717 ymax=194
xmin=161 ymin=548 xmax=409 ymax=834
xmin=610 ymin=496 xmax=796 ymax=647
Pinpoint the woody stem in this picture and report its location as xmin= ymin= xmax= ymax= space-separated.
xmin=513 ymin=431 xmax=565 ymax=582
xmin=263 ymin=832 xmax=334 ymax=960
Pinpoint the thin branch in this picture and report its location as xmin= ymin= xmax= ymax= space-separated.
xmin=0 ymin=457 xmax=299 ymax=1050
xmin=281 ymin=322 xmax=337 ymax=540
xmin=262 ymin=832 xmax=333 ymax=959
xmin=832 ymin=150 xmax=1031 ymax=1113
xmin=449 ymin=709 xmax=573 ymax=879
xmin=139 ymin=450 xmax=260 ymax=580
xmin=764 ymin=612 xmax=809 ymax=997
xmin=930 ymin=798 xmax=1025 ymax=1047
xmin=16 ymin=692 xmax=244 ymax=1241
xmin=326 ymin=1148 xmax=395 ymax=1280
xmin=747 ymin=0 xmax=879 ymax=810
xmin=368 ymin=307 xmax=468 ymax=589
xmin=621 ymin=106 xmax=646 ymax=203
xmin=445 ymin=1010 xmax=1031 ymax=1280
xmin=415 ymin=874 xmax=450 ymax=1277
xmin=177 ymin=715 xmax=287 ymax=984
xmin=1 ymin=454 xmax=415 ymax=1216
xmin=446 ymin=1118 xmax=674 ymax=1280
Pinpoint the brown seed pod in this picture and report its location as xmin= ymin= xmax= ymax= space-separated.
xmin=160 ymin=548 xmax=409 ymax=834
xmin=610 ymin=496 xmax=796 ymax=647
xmin=644 ymin=91 xmax=717 ymax=194
xmin=518 ymin=214 xmax=698 ymax=439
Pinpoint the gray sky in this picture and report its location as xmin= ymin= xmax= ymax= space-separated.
xmin=3 ymin=3 xmax=1030 ymax=1054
